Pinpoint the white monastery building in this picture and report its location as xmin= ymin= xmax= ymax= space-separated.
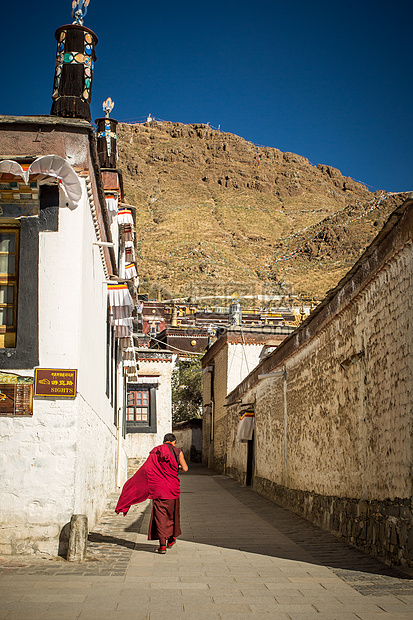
xmin=0 ymin=6 xmax=173 ymax=556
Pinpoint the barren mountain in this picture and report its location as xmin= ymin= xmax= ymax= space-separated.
xmin=117 ymin=121 xmax=407 ymax=302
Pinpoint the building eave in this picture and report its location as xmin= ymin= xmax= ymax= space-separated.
xmin=0 ymin=114 xmax=117 ymax=276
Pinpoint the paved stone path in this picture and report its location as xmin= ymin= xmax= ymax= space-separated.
xmin=1 ymin=465 xmax=412 ymax=619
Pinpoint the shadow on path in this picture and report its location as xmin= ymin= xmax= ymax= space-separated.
xmin=79 ymin=464 xmax=413 ymax=595
xmin=88 ymin=532 xmax=156 ymax=555
xmin=174 ymin=465 xmax=413 ymax=595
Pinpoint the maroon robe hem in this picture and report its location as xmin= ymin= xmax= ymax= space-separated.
xmin=148 ymin=498 xmax=181 ymax=542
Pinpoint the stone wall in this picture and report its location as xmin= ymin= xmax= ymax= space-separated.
xmin=225 ymin=200 xmax=413 ymax=568
xmin=202 ymin=368 xmax=213 ymax=468
xmin=253 ymin=477 xmax=413 ymax=567
xmin=225 ymin=403 xmax=250 ymax=485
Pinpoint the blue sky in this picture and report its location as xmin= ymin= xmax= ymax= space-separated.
xmin=2 ymin=0 xmax=411 ymax=192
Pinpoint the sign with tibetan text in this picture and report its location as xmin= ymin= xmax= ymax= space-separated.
xmin=34 ymin=369 xmax=77 ymax=398
xmin=0 ymin=372 xmax=34 ymax=416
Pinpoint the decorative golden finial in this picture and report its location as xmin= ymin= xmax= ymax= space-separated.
xmin=72 ymin=0 xmax=91 ymax=25
xmin=103 ymin=97 xmax=115 ymax=118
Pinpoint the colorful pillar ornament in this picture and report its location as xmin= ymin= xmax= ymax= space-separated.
xmin=95 ymin=98 xmax=119 ymax=168
xmin=51 ymin=1 xmax=98 ymax=121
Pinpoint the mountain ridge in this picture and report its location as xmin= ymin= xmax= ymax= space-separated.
xmin=117 ymin=121 xmax=407 ymax=302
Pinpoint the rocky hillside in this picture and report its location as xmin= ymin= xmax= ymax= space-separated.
xmin=117 ymin=121 xmax=406 ymax=302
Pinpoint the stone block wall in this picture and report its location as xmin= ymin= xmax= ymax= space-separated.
xmin=253 ymin=478 xmax=413 ymax=567
xmin=202 ymin=369 xmax=213 ymax=468
xmin=261 ymin=242 xmax=412 ymax=502
xmin=225 ymin=200 xmax=413 ymax=568
xmin=225 ymin=403 xmax=249 ymax=485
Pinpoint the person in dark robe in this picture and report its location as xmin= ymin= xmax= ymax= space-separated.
xmin=115 ymin=433 xmax=188 ymax=553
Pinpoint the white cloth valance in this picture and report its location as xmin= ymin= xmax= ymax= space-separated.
xmin=125 ymin=247 xmax=135 ymax=262
xmin=112 ymin=306 xmax=132 ymax=320
xmin=118 ymin=208 xmax=134 ymax=226
xmin=118 ymin=336 xmax=133 ymax=349
xmin=123 ymin=359 xmax=137 ymax=368
xmin=135 ymin=376 xmax=159 ymax=385
xmin=121 ymin=262 xmax=137 ymax=279
xmin=113 ymin=317 xmax=133 ymax=338
xmin=236 ymin=412 xmax=255 ymax=443
xmin=123 ymin=347 xmax=135 ymax=361
xmin=105 ymin=196 xmax=118 ymax=214
xmin=121 ymin=224 xmax=133 ymax=242
xmin=107 ymin=283 xmax=134 ymax=312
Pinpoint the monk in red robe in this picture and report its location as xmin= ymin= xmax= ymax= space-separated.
xmin=115 ymin=433 xmax=188 ymax=553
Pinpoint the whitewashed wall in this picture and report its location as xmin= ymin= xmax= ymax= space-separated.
xmin=0 ymin=179 xmax=123 ymax=555
xmin=0 ymin=393 xmax=76 ymax=555
xmin=227 ymin=343 xmax=263 ymax=393
xmin=209 ymin=342 xmax=263 ymax=472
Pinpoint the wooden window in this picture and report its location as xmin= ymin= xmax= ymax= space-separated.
xmin=126 ymin=388 xmax=149 ymax=422
xmin=0 ymin=227 xmax=19 ymax=348
xmin=126 ymin=383 xmax=157 ymax=433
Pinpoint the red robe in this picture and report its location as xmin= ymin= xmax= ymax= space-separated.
xmin=115 ymin=443 xmax=181 ymax=515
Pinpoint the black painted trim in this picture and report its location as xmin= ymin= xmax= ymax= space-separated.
xmin=126 ymin=384 xmax=158 ymax=434
xmin=0 ymin=187 xmax=59 ymax=370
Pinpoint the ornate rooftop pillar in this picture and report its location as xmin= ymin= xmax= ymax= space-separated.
xmin=96 ymin=98 xmax=118 ymax=169
xmin=51 ymin=1 xmax=98 ymax=121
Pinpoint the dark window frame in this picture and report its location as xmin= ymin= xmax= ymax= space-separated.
xmin=0 ymin=225 xmax=20 ymax=348
xmin=125 ymin=383 xmax=157 ymax=434
xmin=0 ymin=186 xmax=59 ymax=369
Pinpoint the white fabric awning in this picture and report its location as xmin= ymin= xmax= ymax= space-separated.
xmin=113 ymin=317 xmax=133 ymax=338
xmin=125 ymin=262 xmax=137 ymax=278
xmin=236 ymin=412 xmax=255 ymax=443
xmin=0 ymin=155 xmax=82 ymax=208
xmin=105 ymin=196 xmax=118 ymax=214
xmin=118 ymin=208 xmax=134 ymax=226
xmin=107 ymin=283 xmax=134 ymax=311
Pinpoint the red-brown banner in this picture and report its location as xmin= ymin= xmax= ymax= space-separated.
xmin=0 ymin=372 xmax=34 ymax=416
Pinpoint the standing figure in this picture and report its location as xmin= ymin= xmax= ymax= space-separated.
xmin=115 ymin=433 xmax=188 ymax=553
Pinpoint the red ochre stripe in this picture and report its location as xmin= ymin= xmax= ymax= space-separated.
xmin=107 ymin=284 xmax=128 ymax=290
xmin=239 ymin=412 xmax=255 ymax=420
